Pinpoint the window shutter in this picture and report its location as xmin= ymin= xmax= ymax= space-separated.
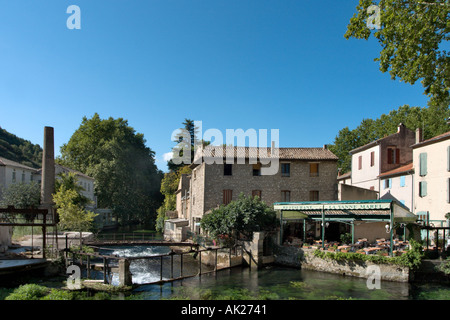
xmin=447 ymin=178 xmax=450 ymax=203
xmin=387 ymin=149 xmax=393 ymax=164
xmin=223 ymin=190 xmax=232 ymax=205
xmin=395 ymin=148 xmax=400 ymax=164
xmin=358 ymin=156 xmax=362 ymax=170
xmin=447 ymin=146 xmax=450 ymax=172
xmin=419 ymin=153 xmax=427 ymax=176
xmin=419 ymin=181 xmax=427 ymax=197
xmin=400 ymin=176 xmax=406 ymax=187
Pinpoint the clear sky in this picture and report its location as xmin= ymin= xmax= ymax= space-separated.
xmin=0 ymin=0 xmax=430 ymax=172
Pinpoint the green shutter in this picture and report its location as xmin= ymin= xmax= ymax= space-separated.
xmin=447 ymin=146 xmax=450 ymax=172
xmin=420 ymin=181 xmax=427 ymax=197
xmin=419 ymin=153 xmax=427 ymax=176
xmin=447 ymin=178 xmax=450 ymax=203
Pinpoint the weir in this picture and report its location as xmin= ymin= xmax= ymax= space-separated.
xmin=67 ymin=242 xmax=249 ymax=287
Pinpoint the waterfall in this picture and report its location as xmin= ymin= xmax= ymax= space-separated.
xmin=99 ymin=245 xmax=171 ymax=285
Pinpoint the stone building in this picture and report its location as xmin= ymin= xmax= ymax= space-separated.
xmin=168 ymin=145 xmax=339 ymax=240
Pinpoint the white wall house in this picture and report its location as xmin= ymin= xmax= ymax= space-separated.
xmin=0 ymin=157 xmax=40 ymax=252
xmin=349 ymin=124 xmax=416 ymax=193
xmin=378 ymin=163 xmax=414 ymax=211
xmin=0 ymin=157 xmax=39 ymax=197
xmin=412 ymin=130 xmax=450 ymax=225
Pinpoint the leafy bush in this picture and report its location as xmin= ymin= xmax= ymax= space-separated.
xmin=5 ymin=284 xmax=49 ymax=300
xmin=437 ymin=258 xmax=450 ymax=275
xmin=41 ymin=289 xmax=74 ymax=300
xmin=200 ymin=193 xmax=277 ymax=242
xmin=312 ymin=239 xmax=424 ymax=269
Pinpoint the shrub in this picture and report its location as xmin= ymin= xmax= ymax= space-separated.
xmin=5 ymin=284 xmax=49 ymax=300
xmin=312 ymin=240 xmax=424 ymax=270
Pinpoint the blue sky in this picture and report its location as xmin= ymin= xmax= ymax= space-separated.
xmin=0 ymin=1 xmax=430 ymax=172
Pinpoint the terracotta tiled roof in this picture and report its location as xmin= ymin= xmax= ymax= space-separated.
xmin=337 ymin=171 xmax=351 ymax=180
xmin=411 ymin=130 xmax=450 ymax=148
xmin=378 ymin=163 xmax=414 ymax=178
xmin=198 ymin=146 xmax=338 ymax=161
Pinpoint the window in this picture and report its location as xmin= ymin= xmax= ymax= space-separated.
xmin=309 ymin=190 xmax=319 ymax=201
xmin=223 ymin=190 xmax=233 ymax=205
xmin=358 ymin=156 xmax=362 ymax=170
xmin=419 ymin=153 xmax=427 ymax=176
xmin=252 ymin=190 xmax=262 ymax=199
xmin=400 ymin=176 xmax=406 ymax=187
xmin=310 ymin=163 xmax=319 ymax=177
xmin=281 ymin=163 xmax=290 ymax=177
xmin=224 ymin=164 xmax=232 ymax=176
xmin=12 ymin=170 xmax=16 ymax=183
xmin=387 ymin=147 xmax=400 ymax=164
xmin=281 ymin=190 xmax=290 ymax=202
xmin=384 ymin=179 xmax=392 ymax=189
xmin=419 ymin=181 xmax=427 ymax=197
xmin=21 ymin=171 xmax=25 ymax=183
xmin=253 ymin=163 xmax=261 ymax=176
xmin=370 ymin=151 xmax=375 ymax=167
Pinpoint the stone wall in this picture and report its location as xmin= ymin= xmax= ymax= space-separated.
xmin=203 ymin=160 xmax=337 ymax=213
xmin=273 ymin=245 xmax=411 ymax=282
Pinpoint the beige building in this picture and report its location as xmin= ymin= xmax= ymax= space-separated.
xmin=0 ymin=157 xmax=39 ymax=197
xmin=412 ymin=130 xmax=450 ymax=225
xmin=167 ymin=145 xmax=339 ymax=241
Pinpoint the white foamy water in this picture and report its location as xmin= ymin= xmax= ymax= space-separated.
xmin=100 ymin=246 xmax=171 ymax=285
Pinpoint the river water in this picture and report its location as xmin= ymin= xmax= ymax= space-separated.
xmin=96 ymin=244 xmax=450 ymax=300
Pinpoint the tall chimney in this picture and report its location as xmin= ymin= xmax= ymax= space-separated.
xmin=415 ymin=128 xmax=423 ymax=144
xmin=41 ymin=127 xmax=55 ymax=207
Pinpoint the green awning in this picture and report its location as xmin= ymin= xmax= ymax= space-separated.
xmin=274 ymin=200 xmax=417 ymax=223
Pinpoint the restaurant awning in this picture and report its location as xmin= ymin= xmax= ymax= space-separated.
xmin=273 ymin=199 xmax=417 ymax=224
xmin=273 ymin=200 xmax=417 ymax=255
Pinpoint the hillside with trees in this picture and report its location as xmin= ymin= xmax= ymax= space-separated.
xmin=0 ymin=127 xmax=42 ymax=168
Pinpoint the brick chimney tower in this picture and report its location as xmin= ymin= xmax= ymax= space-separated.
xmin=41 ymin=126 xmax=55 ymax=208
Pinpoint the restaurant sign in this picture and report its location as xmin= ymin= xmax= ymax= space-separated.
xmin=274 ymin=202 xmax=391 ymax=211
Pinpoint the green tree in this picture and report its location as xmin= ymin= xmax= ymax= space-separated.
xmin=345 ymin=0 xmax=449 ymax=105
xmin=55 ymin=172 xmax=90 ymax=208
xmin=155 ymin=165 xmax=192 ymax=232
xmin=0 ymin=127 xmax=42 ymax=168
xmin=200 ymin=193 xmax=277 ymax=243
xmin=53 ymin=174 xmax=97 ymax=242
xmin=168 ymin=119 xmax=200 ymax=172
xmin=0 ymin=182 xmax=41 ymax=221
xmin=58 ymin=113 xmax=163 ymax=226
xmin=329 ymin=103 xmax=450 ymax=173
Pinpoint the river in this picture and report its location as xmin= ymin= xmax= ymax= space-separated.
xmin=95 ymin=244 xmax=450 ymax=300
